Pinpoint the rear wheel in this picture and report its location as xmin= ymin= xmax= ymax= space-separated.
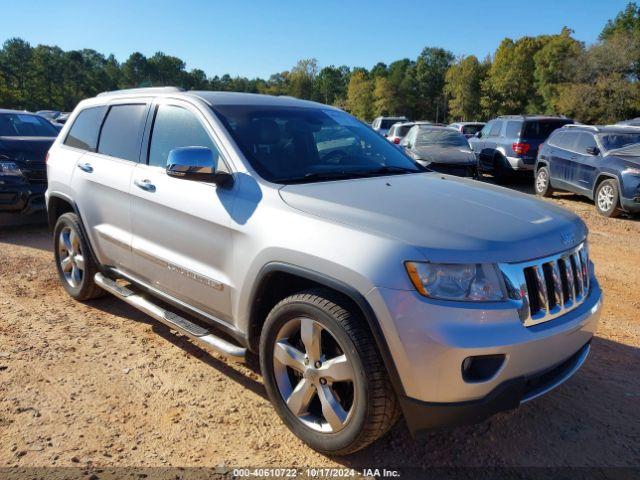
xmin=53 ymin=212 xmax=105 ymax=300
xmin=492 ymin=154 xmax=512 ymax=184
xmin=595 ymin=179 xmax=622 ymax=218
xmin=260 ymin=289 xmax=399 ymax=455
xmin=535 ymin=166 xmax=553 ymax=197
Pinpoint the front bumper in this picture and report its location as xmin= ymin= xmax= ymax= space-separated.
xmin=0 ymin=182 xmax=46 ymax=215
xmin=366 ymin=276 xmax=602 ymax=433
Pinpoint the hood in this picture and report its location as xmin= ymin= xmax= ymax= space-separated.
xmin=279 ymin=173 xmax=587 ymax=264
xmin=0 ymin=136 xmax=55 ymax=164
xmin=412 ymin=145 xmax=475 ymax=165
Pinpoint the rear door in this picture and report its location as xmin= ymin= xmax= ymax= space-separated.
xmin=70 ymin=101 xmax=150 ymax=271
xmin=129 ymin=98 xmax=237 ymax=323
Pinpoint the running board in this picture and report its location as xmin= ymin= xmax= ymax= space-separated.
xmin=94 ymin=273 xmax=246 ymax=362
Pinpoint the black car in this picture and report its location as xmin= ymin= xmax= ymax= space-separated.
xmin=0 ymin=109 xmax=58 ymax=220
xmin=535 ymin=124 xmax=640 ymax=217
xmin=469 ymin=115 xmax=573 ymax=183
xmin=400 ymin=125 xmax=477 ymax=177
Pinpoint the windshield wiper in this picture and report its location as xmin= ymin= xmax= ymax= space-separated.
xmin=274 ymin=170 xmax=369 ymax=184
xmin=354 ymin=165 xmax=424 ymax=176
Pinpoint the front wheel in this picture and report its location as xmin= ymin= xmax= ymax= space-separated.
xmin=535 ymin=166 xmax=554 ymax=197
xmin=53 ymin=212 xmax=105 ymax=300
xmin=260 ymin=289 xmax=399 ymax=455
xmin=595 ymin=179 xmax=622 ymax=218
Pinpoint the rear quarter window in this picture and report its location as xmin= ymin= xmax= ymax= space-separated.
xmin=63 ymin=106 xmax=105 ymax=151
xmin=505 ymin=121 xmax=523 ymax=138
xmin=97 ymin=104 xmax=148 ymax=162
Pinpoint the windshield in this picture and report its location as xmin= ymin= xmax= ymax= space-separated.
xmin=211 ymin=105 xmax=422 ymax=183
xmin=380 ymin=118 xmax=405 ymax=130
xmin=415 ymin=129 xmax=470 ymax=148
xmin=462 ymin=124 xmax=483 ymax=135
xmin=598 ymin=132 xmax=640 ymax=152
xmin=0 ymin=113 xmax=59 ymax=137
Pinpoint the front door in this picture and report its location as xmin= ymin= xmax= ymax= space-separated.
xmin=129 ymin=99 xmax=237 ymax=323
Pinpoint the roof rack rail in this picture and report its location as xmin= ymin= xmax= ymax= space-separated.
xmin=563 ymin=124 xmax=599 ymax=131
xmin=605 ymin=123 xmax=640 ymax=129
xmin=97 ymin=86 xmax=185 ymax=97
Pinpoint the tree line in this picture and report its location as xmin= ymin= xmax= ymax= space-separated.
xmin=1 ymin=2 xmax=639 ymax=124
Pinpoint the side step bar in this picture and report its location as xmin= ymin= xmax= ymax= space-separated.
xmin=94 ymin=273 xmax=246 ymax=362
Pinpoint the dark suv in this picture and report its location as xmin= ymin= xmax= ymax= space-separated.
xmin=469 ymin=115 xmax=573 ymax=182
xmin=535 ymin=124 xmax=640 ymax=217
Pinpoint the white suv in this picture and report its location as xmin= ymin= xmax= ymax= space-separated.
xmin=46 ymin=87 xmax=602 ymax=454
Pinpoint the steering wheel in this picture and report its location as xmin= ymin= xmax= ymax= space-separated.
xmin=322 ymin=149 xmax=349 ymax=165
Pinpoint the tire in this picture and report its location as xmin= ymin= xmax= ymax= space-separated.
xmin=260 ymin=289 xmax=399 ymax=455
xmin=594 ymin=179 xmax=622 ymax=218
xmin=535 ymin=166 xmax=554 ymax=197
xmin=492 ymin=154 xmax=512 ymax=184
xmin=53 ymin=212 xmax=105 ymax=300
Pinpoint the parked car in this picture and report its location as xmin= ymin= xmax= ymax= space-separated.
xmin=535 ymin=124 xmax=640 ymax=217
xmin=469 ymin=115 xmax=573 ymax=182
xmin=448 ymin=122 xmax=485 ymax=138
xmin=617 ymin=117 xmax=640 ymax=127
xmin=0 ymin=109 xmax=58 ymax=220
xmin=46 ymin=88 xmax=601 ymax=455
xmin=36 ymin=110 xmax=62 ymax=122
xmin=371 ymin=116 xmax=409 ymax=137
xmin=386 ymin=121 xmax=431 ymax=144
xmin=400 ymin=125 xmax=477 ymax=177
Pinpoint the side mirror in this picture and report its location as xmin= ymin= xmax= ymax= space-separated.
xmin=166 ymin=146 xmax=232 ymax=186
xmin=586 ymin=146 xmax=599 ymax=156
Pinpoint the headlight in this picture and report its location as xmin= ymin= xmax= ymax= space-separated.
xmin=405 ymin=262 xmax=505 ymax=302
xmin=0 ymin=161 xmax=24 ymax=177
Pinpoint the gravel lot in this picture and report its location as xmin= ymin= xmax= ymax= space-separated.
xmin=1 ymin=180 xmax=639 ymax=472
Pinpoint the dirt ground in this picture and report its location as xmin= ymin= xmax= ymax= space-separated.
xmin=1 ymin=180 xmax=639 ymax=472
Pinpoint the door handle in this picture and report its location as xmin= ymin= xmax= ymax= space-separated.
xmin=77 ymin=162 xmax=93 ymax=173
xmin=134 ymin=179 xmax=156 ymax=192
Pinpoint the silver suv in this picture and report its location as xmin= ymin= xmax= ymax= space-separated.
xmin=46 ymin=88 xmax=602 ymax=455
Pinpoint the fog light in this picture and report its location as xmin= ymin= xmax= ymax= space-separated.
xmin=461 ymin=354 xmax=505 ymax=382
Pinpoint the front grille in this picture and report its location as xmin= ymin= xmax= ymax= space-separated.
xmin=500 ymin=243 xmax=590 ymax=327
xmin=22 ymin=168 xmax=47 ymax=184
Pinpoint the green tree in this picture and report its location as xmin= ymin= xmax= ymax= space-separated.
xmin=122 ymin=52 xmax=151 ymax=87
xmin=533 ymin=28 xmax=584 ymax=114
xmin=444 ymin=55 xmax=486 ymax=121
xmin=373 ymin=76 xmax=395 ymax=116
xmin=288 ymin=58 xmax=318 ymax=100
xmin=346 ymin=69 xmax=373 ymax=120
xmin=0 ymin=38 xmax=33 ymax=108
xmin=315 ymin=65 xmax=349 ymax=105
xmin=148 ymin=52 xmax=186 ymax=86
xmin=414 ymin=47 xmax=454 ymax=121
xmin=601 ymin=2 xmax=640 ymax=39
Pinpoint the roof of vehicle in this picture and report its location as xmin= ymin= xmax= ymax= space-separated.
xmin=562 ymin=124 xmax=640 ymax=134
xmin=374 ymin=115 xmax=409 ymax=120
xmin=93 ymin=87 xmax=335 ymax=109
xmin=496 ymin=114 xmax=572 ymax=121
xmin=0 ymin=109 xmax=39 ymax=115
xmin=449 ymin=121 xmax=485 ymax=126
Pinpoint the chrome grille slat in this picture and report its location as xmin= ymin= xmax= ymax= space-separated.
xmin=499 ymin=243 xmax=590 ymax=327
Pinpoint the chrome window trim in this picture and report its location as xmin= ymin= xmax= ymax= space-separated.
xmin=499 ymin=242 xmax=590 ymax=327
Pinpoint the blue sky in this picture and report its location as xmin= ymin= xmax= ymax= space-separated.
xmin=0 ymin=0 xmax=632 ymax=78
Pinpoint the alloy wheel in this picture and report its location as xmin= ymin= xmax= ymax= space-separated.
xmin=597 ymin=184 xmax=615 ymax=212
xmin=536 ymin=169 xmax=549 ymax=193
xmin=58 ymin=226 xmax=85 ymax=288
xmin=273 ymin=317 xmax=356 ymax=433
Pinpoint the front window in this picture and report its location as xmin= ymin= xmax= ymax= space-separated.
xmin=211 ymin=105 xmax=421 ymax=183
xmin=0 ymin=113 xmax=59 ymax=137
xmin=415 ymin=129 xmax=470 ymax=148
xmin=598 ymin=132 xmax=640 ymax=152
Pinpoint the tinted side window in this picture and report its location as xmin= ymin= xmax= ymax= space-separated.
xmin=148 ymin=105 xmax=225 ymax=171
xmin=489 ymin=120 xmax=503 ymax=137
xmin=575 ymin=133 xmax=597 ymax=153
xmin=64 ymin=107 xmax=105 ymax=151
xmin=97 ymin=104 xmax=148 ymax=162
xmin=505 ymin=121 xmax=523 ymax=138
xmin=552 ymin=131 xmax=578 ymax=150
